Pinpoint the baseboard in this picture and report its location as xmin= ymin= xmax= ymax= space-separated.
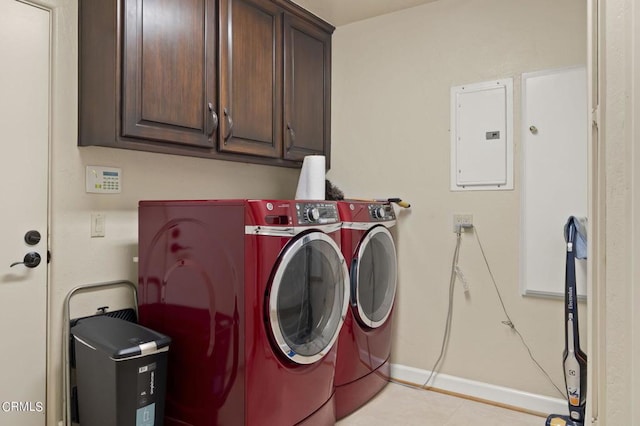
xmin=390 ymin=363 xmax=568 ymax=417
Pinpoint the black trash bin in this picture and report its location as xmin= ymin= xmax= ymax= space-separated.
xmin=71 ymin=315 xmax=171 ymax=426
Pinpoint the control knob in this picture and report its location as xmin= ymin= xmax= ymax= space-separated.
xmin=372 ymin=206 xmax=387 ymax=220
xmin=304 ymin=207 xmax=321 ymax=222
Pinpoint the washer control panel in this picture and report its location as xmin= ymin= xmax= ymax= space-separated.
xmin=296 ymin=202 xmax=339 ymax=225
xmin=368 ymin=204 xmax=396 ymax=221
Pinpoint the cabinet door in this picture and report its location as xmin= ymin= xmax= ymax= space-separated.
xmin=219 ymin=0 xmax=282 ymax=158
xmin=122 ymin=0 xmax=218 ymax=148
xmin=283 ymin=13 xmax=331 ymax=163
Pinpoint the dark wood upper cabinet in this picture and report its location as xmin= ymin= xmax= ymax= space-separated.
xmin=79 ymin=0 xmax=334 ymax=167
xmin=283 ymin=13 xmax=331 ymax=164
xmin=79 ymin=0 xmax=219 ymax=154
xmin=122 ymin=0 xmax=217 ymax=147
xmin=219 ymin=0 xmax=283 ymax=158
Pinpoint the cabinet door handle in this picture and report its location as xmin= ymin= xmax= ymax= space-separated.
xmin=287 ymin=123 xmax=296 ymax=143
xmin=207 ymin=102 xmax=218 ymax=136
xmin=224 ymin=108 xmax=234 ymax=142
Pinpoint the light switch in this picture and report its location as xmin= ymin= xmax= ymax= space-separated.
xmin=91 ymin=212 xmax=105 ymax=238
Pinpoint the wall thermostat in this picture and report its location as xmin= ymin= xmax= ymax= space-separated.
xmin=86 ymin=166 xmax=122 ymax=194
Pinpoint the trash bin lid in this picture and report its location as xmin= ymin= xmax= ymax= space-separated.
xmin=71 ymin=315 xmax=171 ymax=360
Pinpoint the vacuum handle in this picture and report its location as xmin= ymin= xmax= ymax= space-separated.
xmin=566 ymin=221 xmax=576 ymax=251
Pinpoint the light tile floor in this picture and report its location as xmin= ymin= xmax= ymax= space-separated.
xmin=335 ymin=382 xmax=546 ymax=426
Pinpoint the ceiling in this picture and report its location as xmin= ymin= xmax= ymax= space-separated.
xmin=290 ymin=0 xmax=439 ymax=27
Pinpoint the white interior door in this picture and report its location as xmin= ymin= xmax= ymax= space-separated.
xmin=0 ymin=1 xmax=50 ymax=424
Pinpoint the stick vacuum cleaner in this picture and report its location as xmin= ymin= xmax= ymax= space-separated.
xmin=546 ymin=217 xmax=588 ymax=426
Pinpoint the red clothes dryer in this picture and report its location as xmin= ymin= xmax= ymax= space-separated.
xmin=137 ymin=200 xmax=349 ymax=426
xmin=334 ymin=201 xmax=398 ymax=419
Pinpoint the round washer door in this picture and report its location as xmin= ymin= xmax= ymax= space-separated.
xmin=269 ymin=231 xmax=350 ymax=365
xmin=352 ymin=225 xmax=397 ymax=328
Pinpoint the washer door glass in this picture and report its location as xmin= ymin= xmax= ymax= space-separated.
xmin=353 ymin=225 xmax=397 ymax=328
xmin=269 ymin=232 xmax=349 ymax=365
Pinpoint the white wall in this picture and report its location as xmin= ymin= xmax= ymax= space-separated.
xmin=633 ymin=0 xmax=640 ymax=422
xmin=633 ymin=0 xmax=640 ymax=421
xmin=45 ymin=1 xmax=299 ymax=423
xmin=329 ymin=0 xmax=587 ymax=400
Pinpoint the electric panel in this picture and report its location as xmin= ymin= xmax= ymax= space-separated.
xmin=450 ymin=79 xmax=513 ymax=191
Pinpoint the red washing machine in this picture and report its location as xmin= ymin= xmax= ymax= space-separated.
xmin=137 ymin=199 xmax=349 ymax=426
xmin=334 ymin=201 xmax=398 ymax=419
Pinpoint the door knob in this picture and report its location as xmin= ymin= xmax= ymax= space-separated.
xmin=10 ymin=252 xmax=41 ymax=268
xmin=24 ymin=230 xmax=41 ymax=245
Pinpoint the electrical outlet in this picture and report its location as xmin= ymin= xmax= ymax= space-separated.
xmin=452 ymin=214 xmax=473 ymax=232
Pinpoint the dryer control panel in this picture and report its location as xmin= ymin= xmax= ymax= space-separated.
xmin=368 ymin=204 xmax=396 ymax=221
xmin=296 ymin=202 xmax=339 ymax=225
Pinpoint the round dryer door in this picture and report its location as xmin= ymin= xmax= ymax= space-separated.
xmin=269 ymin=231 xmax=349 ymax=365
xmin=352 ymin=225 xmax=397 ymax=328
